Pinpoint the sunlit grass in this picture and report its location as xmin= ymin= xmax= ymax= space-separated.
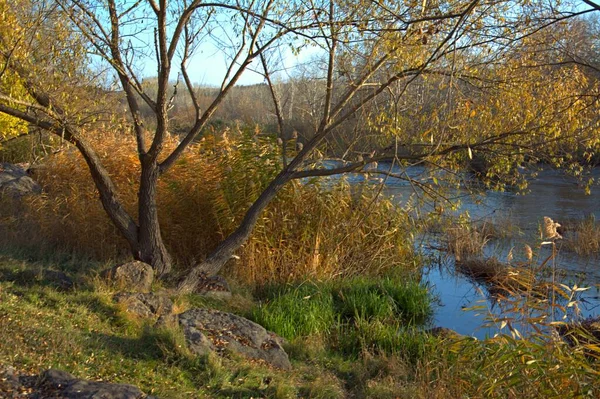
xmin=251 ymin=277 xmax=433 ymax=364
xmin=1 ymin=251 xmax=599 ymax=398
xmin=1 ymin=127 xmax=417 ymax=284
xmin=562 ymin=215 xmax=600 ymax=257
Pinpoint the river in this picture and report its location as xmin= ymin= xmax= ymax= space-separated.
xmin=346 ymin=164 xmax=600 ymax=338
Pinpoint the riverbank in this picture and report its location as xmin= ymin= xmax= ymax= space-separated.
xmin=1 ymin=250 xmax=599 ymax=398
xmin=0 ymin=250 xmax=434 ymax=398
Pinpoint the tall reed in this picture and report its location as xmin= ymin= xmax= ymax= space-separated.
xmin=1 ymin=125 xmax=416 ymax=283
xmin=562 ymin=215 xmax=600 ymax=257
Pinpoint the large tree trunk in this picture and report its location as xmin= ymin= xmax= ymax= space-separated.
xmin=137 ymin=159 xmax=172 ymax=276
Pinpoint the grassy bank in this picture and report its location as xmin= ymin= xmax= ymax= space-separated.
xmin=0 ymin=250 xmax=436 ymax=398
xmin=2 ymin=128 xmax=600 ymax=398
xmin=2 ymin=250 xmax=599 ymax=398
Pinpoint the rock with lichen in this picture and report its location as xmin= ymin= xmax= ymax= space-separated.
xmin=178 ymin=308 xmax=291 ymax=369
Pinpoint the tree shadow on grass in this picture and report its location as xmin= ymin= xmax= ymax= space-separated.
xmin=0 ymin=264 xmax=77 ymax=291
xmin=71 ymin=294 xmax=134 ymax=328
xmin=86 ymin=329 xmax=166 ymax=361
xmin=210 ymin=387 xmax=271 ymax=399
xmin=86 ymin=328 xmax=286 ymax=398
xmin=0 ymin=246 xmax=109 ymax=277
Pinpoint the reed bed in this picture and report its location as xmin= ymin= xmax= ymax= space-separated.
xmin=0 ymin=126 xmax=416 ymax=284
xmin=561 ymin=215 xmax=600 ymax=257
xmin=455 ymin=257 xmax=536 ymax=295
xmin=445 ymin=224 xmax=491 ymax=259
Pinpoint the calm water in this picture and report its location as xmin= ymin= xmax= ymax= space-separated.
xmin=347 ymin=164 xmax=600 ymax=338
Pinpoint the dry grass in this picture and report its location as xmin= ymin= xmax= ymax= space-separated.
xmin=456 ymin=257 xmax=508 ymax=281
xmin=445 ymin=224 xmax=491 ymax=259
xmin=405 ymin=333 xmax=600 ymax=398
xmin=455 ymin=257 xmax=536 ymax=294
xmin=561 ymin=215 xmax=600 ymax=257
xmin=543 ymin=216 xmax=562 ymax=240
xmin=1 ymin=126 xmax=415 ymax=284
xmin=231 ymin=180 xmax=415 ymax=284
xmin=407 ymin=259 xmax=600 ymax=398
xmin=555 ymin=316 xmax=600 ymax=355
xmin=2 ymin=131 xmax=225 ymax=265
xmin=476 ymin=215 xmax=522 ymax=240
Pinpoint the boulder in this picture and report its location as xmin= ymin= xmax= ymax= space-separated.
xmin=155 ymin=312 xmax=180 ymax=328
xmin=0 ymin=364 xmax=21 ymax=392
xmin=33 ymin=369 xmax=156 ymax=399
xmin=101 ymin=261 xmax=154 ymax=292
xmin=196 ymin=275 xmax=232 ymax=300
xmin=114 ymin=292 xmax=174 ymax=319
xmin=0 ymin=163 xmax=41 ymax=197
xmin=179 ymin=308 xmax=291 ymax=370
xmin=1 ymin=366 xmax=156 ymax=399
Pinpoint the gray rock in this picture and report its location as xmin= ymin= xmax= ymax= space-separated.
xmin=0 ymin=364 xmax=21 ymax=391
xmin=1 ymin=367 xmax=157 ymax=399
xmin=182 ymin=325 xmax=216 ymax=357
xmin=101 ymin=261 xmax=154 ymax=292
xmin=35 ymin=369 xmax=153 ymax=399
xmin=0 ymin=163 xmax=41 ymax=197
xmin=38 ymin=368 xmax=74 ymax=388
xmin=179 ymin=308 xmax=291 ymax=370
xmin=114 ymin=292 xmax=173 ymax=319
xmin=196 ymin=276 xmax=232 ymax=301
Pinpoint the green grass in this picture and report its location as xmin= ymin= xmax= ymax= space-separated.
xmin=334 ymin=321 xmax=434 ymax=361
xmin=0 ymin=254 xmax=293 ymax=398
xmin=251 ymin=283 xmax=336 ymax=340
xmin=332 ymin=277 xmax=432 ymax=325
xmin=0 ymin=252 xmax=436 ymax=398
xmin=251 ymin=277 xmax=433 ymax=362
xmin=0 ymin=269 xmax=195 ymax=397
xmin=2 ymin=250 xmax=598 ymax=398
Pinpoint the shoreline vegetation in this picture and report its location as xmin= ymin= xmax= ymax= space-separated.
xmin=1 ymin=0 xmax=600 ymax=396
xmin=1 ymin=244 xmax=599 ymax=398
xmin=1 ymin=130 xmax=600 ymax=397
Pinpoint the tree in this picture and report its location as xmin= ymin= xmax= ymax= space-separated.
xmin=0 ymin=1 xmax=37 ymax=146
xmin=0 ymin=72 xmax=29 ymax=146
xmin=0 ymin=0 xmax=597 ymax=291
